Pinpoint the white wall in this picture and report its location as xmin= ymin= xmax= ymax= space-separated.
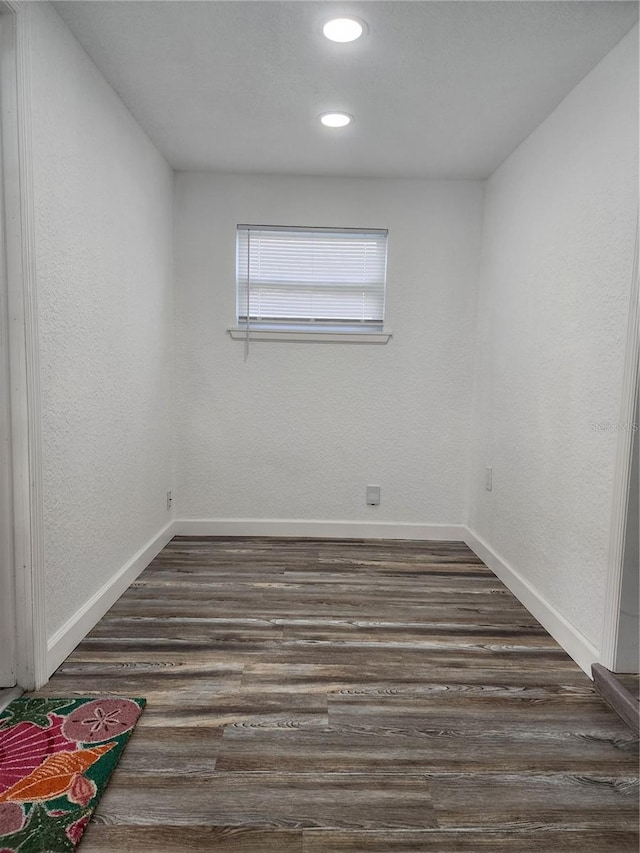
xmin=174 ymin=174 xmax=483 ymax=527
xmin=29 ymin=3 xmax=174 ymax=641
xmin=469 ymin=26 xmax=639 ymax=653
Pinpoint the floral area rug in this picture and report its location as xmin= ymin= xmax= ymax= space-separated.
xmin=0 ymin=697 xmax=145 ymax=851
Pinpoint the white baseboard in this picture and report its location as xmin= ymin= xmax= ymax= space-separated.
xmin=464 ymin=528 xmax=599 ymax=677
xmin=46 ymin=521 xmax=175 ymax=678
xmin=174 ymin=518 xmax=466 ymax=541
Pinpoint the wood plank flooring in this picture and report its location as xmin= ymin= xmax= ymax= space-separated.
xmin=32 ymin=537 xmax=639 ymax=851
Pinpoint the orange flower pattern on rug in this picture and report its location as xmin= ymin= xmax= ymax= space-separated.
xmin=0 ymin=743 xmax=114 ymax=804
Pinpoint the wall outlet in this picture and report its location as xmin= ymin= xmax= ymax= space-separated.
xmin=366 ymin=485 xmax=381 ymax=505
xmin=166 ymin=490 xmax=173 ymax=511
xmin=485 ymin=466 xmax=493 ymax=492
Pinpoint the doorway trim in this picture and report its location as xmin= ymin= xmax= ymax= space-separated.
xmin=1 ymin=0 xmax=46 ymax=690
xmin=601 ymin=214 xmax=640 ymax=671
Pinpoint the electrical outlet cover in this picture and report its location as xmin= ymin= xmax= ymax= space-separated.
xmin=366 ymin=485 xmax=381 ymax=505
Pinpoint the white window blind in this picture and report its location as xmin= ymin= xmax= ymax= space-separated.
xmin=236 ymin=225 xmax=387 ymax=330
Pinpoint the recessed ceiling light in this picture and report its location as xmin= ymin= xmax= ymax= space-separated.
xmin=319 ymin=112 xmax=353 ymax=128
xmin=323 ymin=18 xmax=365 ymax=43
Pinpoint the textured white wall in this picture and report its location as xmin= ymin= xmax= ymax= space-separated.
xmin=174 ymin=174 xmax=483 ymax=524
xmin=30 ymin=4 xmax=174 ymax=639
xmin=469 ymin=27 xmax=639 ymax=649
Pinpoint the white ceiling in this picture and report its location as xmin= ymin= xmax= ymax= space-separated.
xmin=54 ymin=1 xmax=638 ymax=179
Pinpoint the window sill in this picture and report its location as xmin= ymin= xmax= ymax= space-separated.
xmin=227 ymin=327 xmax=392 ymax=344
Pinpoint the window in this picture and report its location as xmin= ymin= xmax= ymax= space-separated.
xmin=235 ymin=225 xmax=388 ymax=335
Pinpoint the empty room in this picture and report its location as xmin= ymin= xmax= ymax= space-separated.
xmin=0 ymin=0 xmax=638 ymax=850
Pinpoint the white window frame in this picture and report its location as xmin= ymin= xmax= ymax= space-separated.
xmin=228 ymin=225 xmax=391 ymax=344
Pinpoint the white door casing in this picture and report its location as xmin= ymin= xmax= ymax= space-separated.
xmin=0 ymin=0 xmax=46 ymax=690
xmin=0 ymin=12 xmax=17 ymax=687
xmin=601 ymin=215 xmax=640 ymax=673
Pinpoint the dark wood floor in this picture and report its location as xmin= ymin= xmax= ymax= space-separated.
xmin=33 ymin=537 xmax=639 ymax=852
